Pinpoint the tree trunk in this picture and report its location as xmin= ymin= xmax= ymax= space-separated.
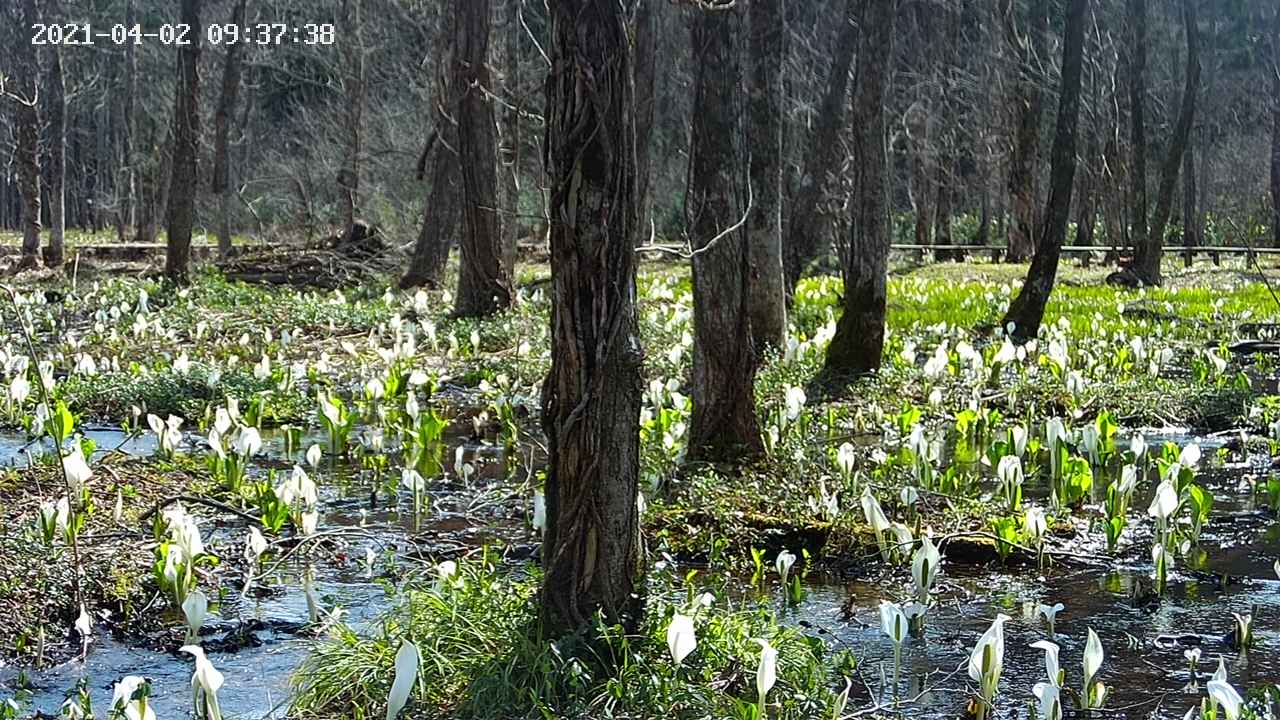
xmin=910 ymin=134 xmax=931 ymax=255
xmin=1001 ymin=0 xmax=1087 ymax=341
xmin=46 ymin=7 xmax=66 ymax=269
xmin=15 ymin=0 xmax=42 ymax=271
xmin=117 ymin=0 xmax=138 ymax=244
xmin=1005 ymin=0 xmax=1047 ymax=263
xmin=1127 ymin=0 xmax=1148 ymax=260
xmin=825 ymin=0 xmax=898 ymax=377
xmin=747 ymin=0 xmax=787 ymax=353
xmin=540 ymin=0 xmax=644 ymax=636
xmin=497 ymin=0 xmax=521 ymax=272
xmin=783 ymin=0 xmax=860 ymax=290
xmin=401 ymin=16 xmax=461 ymax=290
xmin=164 ymin=0 xmax=201 ymax=284
xmin=634 ymin=0 xmax=658 ymax=237
xmin=214 ymin=0 xmax=248 ymax=257
xmin=933 ymin=157 xmax=954 ymax=261
xmin=1271 ymin=5 xmax=1279 ymax=248
xmin=453 ymin=0 xmax=514 ymax=317
xmin=1133 ymin=0 xmax=1198 ymax=286
xmin=1076 ymin=146 xmax=1096 ymax=250
xmin=338 ymin=0 xmax=365 ymax=240
xmin=687 ymin=2 xmax=762 ymax=463
xmin=1182 ymin=134 xmax=1198 ymax=266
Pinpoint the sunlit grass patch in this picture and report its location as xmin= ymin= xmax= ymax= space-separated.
xmin=292 ymin=557 xmax=850 ymax=720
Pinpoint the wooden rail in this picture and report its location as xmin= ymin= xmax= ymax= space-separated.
xmin=890 ymin=244 xmax=1280 ymax=254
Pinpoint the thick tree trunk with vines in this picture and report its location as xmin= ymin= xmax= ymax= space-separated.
xmin=1133 ymin=0 xmax=1198 ymax=286
xmin=783 ymin=0 xmax=859 ymax=291
xmin=825 ymin=0 xmax=898 ymax=377
xmin=402 ymin=15 xmax=460 ymax=290
xmin=1005 ymin=0 xmax=1046 ymax=263
xmin=14 ymin=0 xmax=43 ymax=271
xmin=540 ymin=0 xmax=644 ymax=636
xmin=1001 ymin=0 xmax=1087 ymax=341
xmin=165 ymin=0 xmax=202 ymax=284
xmin=747 ymin=0 xmax=787 ymax=352
xmin=453 ymin=0 xmax=514 ymax=317
xmin=214 ymin=0 xmax=248 ymax=257
xmin=687 ymin=3 xmax=762 ymax=463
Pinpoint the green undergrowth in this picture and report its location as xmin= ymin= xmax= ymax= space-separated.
xmin=291 ymin=555 xmax=852 ymax=720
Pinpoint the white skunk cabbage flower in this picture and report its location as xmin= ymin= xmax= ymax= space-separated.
xmin=1207 ymin=680 xmax=1243 ymax=720
xmin=181 ymin=645 xmax=225 ymax=720
xmin=666 ymin=612 xmax=697 ymax=666
xmin=385 ymin=639 xmax=421 ymax=720
xmin=754 ymin=638 xmax=778 ymax=708
xmin=775 ymin=549 xmax=797 ymax=587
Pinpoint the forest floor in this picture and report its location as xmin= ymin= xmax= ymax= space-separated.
xmin=0 ymin=251 xmax=1277 ymax=720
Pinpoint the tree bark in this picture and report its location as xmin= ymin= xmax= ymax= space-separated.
xmin=1076 ymin=142 xmax=1096 ymax=249
xmin=1271 ymin=5 xmax=1279 ymax=248
xmin=214 ymin=0 xmax=249 ymax=257
xmin=453 ymin=0 xmax=514 ymax=317
xmin=165 ymin=0 xmax=201 ymax=283
xmin=687 ymin=2 xmax=763 ymax=463
xmin=1182 ymin=133 xmax=1198 ymax=266
xmin=46 ymin=3 xmax=67 ymax=269
xmin=824 ymin=0 xmax=898 ymax=377
xmin=338 ymin=0 xmax=365 ymax=240
xmin=1005 ymin=0 xmax=1047 ymax=263
xmin=1001 ymin=0 xmax=1088 ymax=341
xmin=635 ymin=0 xmax=658 ymax=237
xmin=497 ymin=0 xmax=521 ymax=273
xmin=783 ymin=0 xmax=860 ymax=290
xmin=910 ymin=131 xmax=932 ymax=254
xmin=116 ymin=0 xmax=138 ymax=244
xmin=933 ymin=157 xmax=954 ymax=261
xmin=1127 ymin=0 xmax=1148 ymax=260
xmin=747 ymin=0 xmax=787 ymax=353
xmin=14 ymin=0 xmax=43 ymax=271
xmin=401 ymin=15 xmax=461 ymax=290
xmin=540 ymin=0 xmax=644 ymax=636
xmin=1133 ymin=0 xmax=1198 ymax=286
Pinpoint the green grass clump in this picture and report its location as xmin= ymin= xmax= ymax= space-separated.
xmin=292 ymin=557 xmax=851 ymax=720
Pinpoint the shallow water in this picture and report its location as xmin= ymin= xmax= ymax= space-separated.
xmin=1 ymin=426 xmax=1275 ymax=719
xmin=794 ymin=563 xmax=1278 ymax=719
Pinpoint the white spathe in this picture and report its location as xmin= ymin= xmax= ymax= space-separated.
xmin=666 ymin=613 xmax=697 ymax=666
xmin=385 ymin=640 xmax=421 ymax=720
